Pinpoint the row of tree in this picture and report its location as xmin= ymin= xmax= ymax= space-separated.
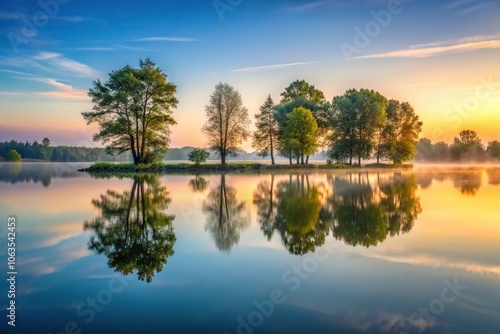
xmin=416 ymin=130 xmax=500 ymax=162
xmin=204 ymin=80 xmax=422 ymax=165
xmin=0 ymin=139 xmax=130 ymax=162
xmin=82 ymin=59 xmax=422 ymax=165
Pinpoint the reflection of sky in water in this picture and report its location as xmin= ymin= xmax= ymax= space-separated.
xmin=0 ymin=164 xmax=499 ymax=333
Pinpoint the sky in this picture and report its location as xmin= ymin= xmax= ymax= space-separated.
xmin=0 ymin=0 xmax=499 ymax=150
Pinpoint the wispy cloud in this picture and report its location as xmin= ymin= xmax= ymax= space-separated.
xmin=132 ymin=37 xmax=198 ymax=42
xmin=445 ymin=0 xmax=497 ymax=14
xmin=74 ymin=45 xmax=152 ymax=52
xmin=0 ymin=11 xmax=91 ymax=22
xmin=232 ymin=61 xmax=317 ymax=72
xmin=284 ymin=0 xmax=401 ymax=11
xmin=0 ymin=68 xmax=34 ymax=76
xmin=0 ymin=11 xmax=25 ymax=20
xmin=34 ymin=52 xmax=100 ymax=78
xmin=355 ymin=37 xmax=500 ymax=60
xmin=287 ymin=0 xmax=329 ymax=11
xmin=0 ymin=52 xmax=100 ymax=78
xmin=75 ymin=47 xmax=118 ymax=51
xmin=24 ymin=77 xmax=89 ymax=100
xmin=409 ymin=34 xmax=500 ymax=49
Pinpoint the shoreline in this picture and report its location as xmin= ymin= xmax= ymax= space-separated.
xmin=77 ymin=162 xmax=414 ymax=174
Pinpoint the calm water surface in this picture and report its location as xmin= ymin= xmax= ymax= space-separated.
xmin=0 ymin=163 xmax=499 ymax=334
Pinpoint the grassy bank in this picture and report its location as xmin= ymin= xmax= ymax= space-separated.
xmin=77 ymin=162 xmax=413 ymax=174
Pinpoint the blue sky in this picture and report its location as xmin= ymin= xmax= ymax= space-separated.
xmin=0 ymin=0 xmax=499 ymax=148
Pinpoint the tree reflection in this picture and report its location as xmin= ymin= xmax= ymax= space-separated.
xmin=202 ymin=174 xmax=250 ymax=253
xmin=416 ymin=170 xmax=482 ymax=196
xmin=189 ymin=175 xmax=209 ymax=192
xmin=452 ymin=171 xmax=482 ymax=196
xmin=83 ymin=175 xmax=176 ymax=283
xmin=252 ymin=175 xmax=277 ymax=241
xmin=487 ymin=168 xmax=500 ymax=186
xmin=253 ymin=174 xmax=330 ymax=255
xmin=328 ymin=173 xmax=421 ymax=247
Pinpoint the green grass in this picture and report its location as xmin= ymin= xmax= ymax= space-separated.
xmin=79 ymin=161 xmax=412 ymax=174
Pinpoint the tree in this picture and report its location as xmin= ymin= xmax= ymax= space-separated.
xmin=450 ymin=130 xmax=484 ymax=161
xmin=82 ymin=59 xmax=178 ymax=164
xmin=252 ymin=95 xmax=279 ymax=164
xmin=330 ymin=89 xmax=387 ymax=165
xmin=283 ymin=107 xmax=319 ymax=164
xmin=381 ymin=100 xmax=422 ymax=164
xmin=188 ymin=148 xmax=210 ymax=165
xmin=6 ymin=149 xmax=21 ymax=162
xmin=202 ymin=83 xmax=251 ymax=165
xmin=41 ymin=137 xmax=51 ymax=160
xmin=487 ymin=141 xmax=500 ymax=160
xmin=280 ymin=80 xmax=326 ymax=104
xmin=276 ymin=81 xmax=328 ymax=164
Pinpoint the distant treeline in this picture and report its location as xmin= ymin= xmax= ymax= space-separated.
xmin=415 ymin=130 xmax=500 ymax=162
xmin=0 ymin=139 xmax=131 ymax=162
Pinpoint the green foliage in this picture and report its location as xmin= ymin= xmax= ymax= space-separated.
xmin=487 ymin=141 xmax=500 ymax=160
xmin=6 ymin=149 xmax=21 ymax=162
xmin=83 ymin=175 xmax=176 ymax=283
xmin=381 ymin=100 xmax=422 ymax=164
xmin=450 ymin=130 xmax=485 ymax=161
xmin=280 ymin=79 xmax=326 ymax=104
xmin=252 ymin=95 xmax=279 ymax=164
xmin=82 ymin=58 xmax=177 ymax=165
xmin=202 ymin=83 xmax=251 ymax=165
xmin=188 ymin=148 xmax=210 ymax=165
xmin=283 ymin=107 xmax=319 ymax=164
xmin=202 ymin=175 xmax=249 ymax=252
xmin=330 ymin=88 xmax=388 ymax=165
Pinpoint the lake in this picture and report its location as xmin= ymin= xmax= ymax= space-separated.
xmin=1 ymin=163 xmax=499 ymax=334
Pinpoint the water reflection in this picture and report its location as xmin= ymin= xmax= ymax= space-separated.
xmin=83 ymin=175 xmax=176 ymax=283
xmin=188 ymin=175 xmax=209 ymax=192
xmin=328 ymin=173 xmax=421 ymax=247
xmin=487 ymin=168 xmax=500 ymax=185
xmin=255 ymin=174 xmax=330 ymax=255
xmin=415 ymin=168 xmax=497 ymax=196
xmin=0 ymin=162 xmax=81 ymax=186
xmin=202 ymin=174 xmax=250 ymax=253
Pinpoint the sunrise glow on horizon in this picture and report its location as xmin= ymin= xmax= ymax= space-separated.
xmin=1 ymin=0 xmax=499 ymax=150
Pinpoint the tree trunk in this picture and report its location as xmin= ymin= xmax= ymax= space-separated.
xmin=221 ymin=151 xmax=226 ymax=165
xmin=270 ymin=136 xmax=275 ymax=165
xmin=306 ymin=155 xmax=309 ymax=165
xmin=358 ymin=155 xmax=361 ymax=166
xmin=289 ymin=154 xmax=292 ymax=165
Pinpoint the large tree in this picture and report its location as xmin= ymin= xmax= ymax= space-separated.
xmin=252 ymin=95 xmax=279 ymax=164
xmin=202 ymin=83 xmax=251 ymax=165
xmin=283 ymin=107 xmax=319 ymax=164
xmin=330 ymin=89 xmax=387 ymax=165
xmin=82 ymin=59 xmax=177 ymax=164
xmin=276 ymin=80 xmax=328 ymax=163
xmin=380 ymin=100 xmax=422 ymax=164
